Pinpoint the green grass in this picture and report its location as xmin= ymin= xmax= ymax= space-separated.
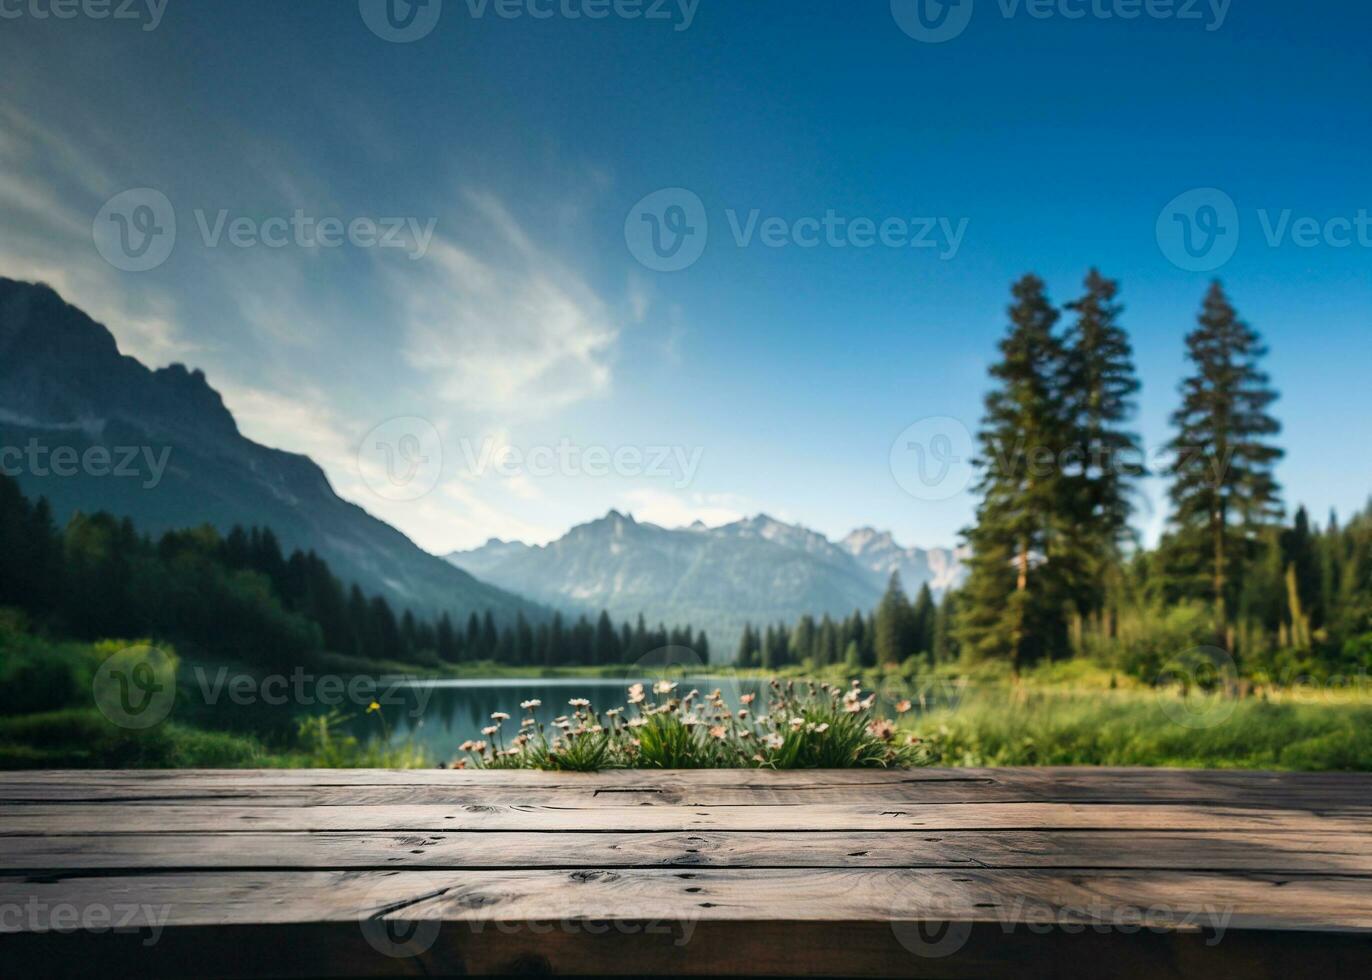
xmin=907 ymin=687 xmax=1372 ymax=770
xmin=0 ymin=708 xmax=280 ymax=768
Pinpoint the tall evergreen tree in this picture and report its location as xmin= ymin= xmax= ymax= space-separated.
xmin=1164 ymin=282 xmax=1284 ymax=643
xmin=736 ymin=624 xmax=757 ymax=667
xmin=958 ymin=274 xmax=1074 ymax=669
xmin=1282 ymin=506 xmax=1319 ymax=627
xmin=817 ymin=615 xmax=839 ymax=665
xmin=790 ymin=614 xmax=816 ymax=664
xmin=466 ymin=612 xmax=482 ymax=655
xmin=546 ymin=612 xmax=565 ymax=667
xmin=909 ymin=583 xmax=936 ymax=658
xmin=481 ymin=610 xmax=499 ymax=656
xmin=932 ymin=591 xmax=958 ymax=663
xmin=436 ymin=613 xmax=458 ymax=663
xmin=874 ymin=572 xmax=913 ymax=664
xmin=594 ymin=610 xmax=619 ymax=665
xmin=1062 ymin=269 xmax=1145 ymax=615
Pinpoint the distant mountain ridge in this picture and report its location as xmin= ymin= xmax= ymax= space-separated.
xmin=0 ymin=277 xmax=538 ymax=626
xmin=448 ymin=512 xmax=966 ymax=653
xmin=839 ymin=526 xmax=969 ymax=597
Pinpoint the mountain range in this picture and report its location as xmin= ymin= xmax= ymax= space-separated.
xmin=448 ymin=512 xmax=966 ymax=651
xmin=0 ymin=277 xmax=536 ymax=626
xmin=3 ymin=276 xmax=965 ymax=650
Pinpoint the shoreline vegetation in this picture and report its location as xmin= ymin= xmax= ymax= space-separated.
xmin=456 ymin=679 xmax=921 ymax=771
xmin=3 ymin=618 xmax=1368 ymax=770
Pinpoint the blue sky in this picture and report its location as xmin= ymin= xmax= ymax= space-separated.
xmin=2 ymin=0 xmax=1369 ymax=553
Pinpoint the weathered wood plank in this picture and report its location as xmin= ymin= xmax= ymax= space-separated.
xmin=4 ymin=769 xmax=1371 ymax=978
xmin=3 ymin=829 xmax=1369 ymax=874
xmin=3 ymin=768 xmax=1367 ymax=809
xmin=3 ymin=801 xmax=1366 ymax=834
xmin=3 ymin=868 xmax=1369 ymax=931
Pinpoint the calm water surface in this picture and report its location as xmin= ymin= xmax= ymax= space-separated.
xmin=367 ymin=676 xmax=769 ymax=758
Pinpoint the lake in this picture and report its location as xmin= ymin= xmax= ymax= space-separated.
xmin=358 ymin=676 xmax=770 ymax=761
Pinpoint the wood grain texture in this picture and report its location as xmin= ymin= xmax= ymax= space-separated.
xmin=3 ymin=830 xmax=1370 ymax=873
xmin=3 ymin=867 xmax=1370 ymax=929
xmin=2 ymin=767 xmax=1367 ymax=807
xmin=4 ymin=801 xmax=1368 ymax=834
xmin=1 ymin=768 xmax=1369 ymax=978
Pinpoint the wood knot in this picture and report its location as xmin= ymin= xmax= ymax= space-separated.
xmin=569 ymin=870 xmax=620 ymax=883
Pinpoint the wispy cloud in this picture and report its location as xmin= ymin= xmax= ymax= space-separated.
xmin=0 ymin=105 xmax=193 ymax=367
xmin=394 ymin=190 xmax=620 ymax=417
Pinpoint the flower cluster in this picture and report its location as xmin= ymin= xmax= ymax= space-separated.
xmin=455 ymin=679 xmax=920 ymax=771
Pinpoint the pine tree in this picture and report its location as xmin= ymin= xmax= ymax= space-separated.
xmin=1318 ymin=510 xmax=1341 ymax=630
xmin=1164 ymin=282 xmax=1283 ymax=643
xmin=958 ymin=274 xmax=1074 ymax=669
xmin=817 ymin=615 xmax=838 ymax=665
xmin=1282 ymin=507 xmax=1319 ymax=627
xmin=594 ymin=610 xmax=619 ymax=665
xmin=436 ymin=613 xmax=458 ymax=662
xmin=932 ymin=591 xmax=958 ymax=663
xmin=790 ymin=614 xmax=816 ymax=664
xmin=736 ymin=624 xmax=757 ymax=667
xmin=1061 ymin=269 xmax=1145 ymax=616
xmin=481 ymin=610 xmax=499 ymax=655
xmin=874 ymin=572 xmax=913 ymax=664
xmin=909 ymin=583 xmax=936 ymax=659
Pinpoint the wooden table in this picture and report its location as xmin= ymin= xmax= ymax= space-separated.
xmin=2 ymin=768 xmax=1370 ymax=977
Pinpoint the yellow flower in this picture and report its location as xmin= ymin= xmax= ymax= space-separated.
xmin=366 ymin=701 xmax=381 ymax=713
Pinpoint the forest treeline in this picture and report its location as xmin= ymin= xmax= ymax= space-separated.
xmin=738 ymin=274 xmax=1372 ymax=683
xmin=733 ymin=579 xmax=945 ymax=670
xmin=0 ymin=473 xmax=706 ymax=670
